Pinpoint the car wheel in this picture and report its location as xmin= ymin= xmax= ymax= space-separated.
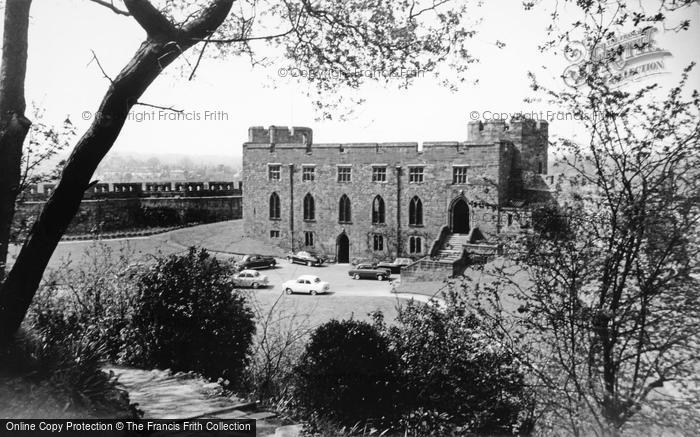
xmin=306 ymin=261 xmax=312 ymax=266
xmin=252 ymin=282 xmax=259 ymax=289
xmin=377 ymin=274 xmax=385 ymax=281
xmin=353 ymin=274 xmax=360 ymax=280
xmin=285 ymin=288 xmax=293 ymax=295
xmin=310 ymin=289 xmax=317 ymax=296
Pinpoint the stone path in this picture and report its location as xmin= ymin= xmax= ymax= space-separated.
xmin=107 ymin=366 xmax=298 ymax=437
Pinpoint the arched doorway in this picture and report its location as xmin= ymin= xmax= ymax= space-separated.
xmin=450 ymin=197 xmax=470 ymax=234
xmin=336 ymin=233 xmax=350 ymax=263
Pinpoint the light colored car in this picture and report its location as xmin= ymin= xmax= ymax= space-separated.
xmin=282 ymin=275 xmax=330 ymax=295
xmin=231 ymin=269 xmax=269 ymax=289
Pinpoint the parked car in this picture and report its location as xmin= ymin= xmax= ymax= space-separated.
xmin=239 ymin=254 xmax=277 ymax=270
xmin=282 ymin=275 xmax=330 ymax=295
xmin=348 ymin=263 xmax=392 ymax=281
xmin=287 ymin=251 xmax=325 ymax=266
xmin=231 ymin=269 xmax=269 ymax=289
xmin=376 ymin=257 xmax=414 ymax=274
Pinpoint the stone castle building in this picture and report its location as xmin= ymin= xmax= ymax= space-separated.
xmin=242 ymin=118 xmax=550 ymax=268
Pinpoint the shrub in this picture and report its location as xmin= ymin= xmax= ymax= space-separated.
xmin=242 ymin=293 xmax=314 ymax=405
xmin=292 ymin=319 xmax=399 ymax=426
xmin=121 ymin=247 xmax=255 ymax=384
xmin=29 ymin=243 xmax=139 ymax=361
xmin=0 ymin=328 xmax=135 ymax=418
xmin=385 ymin=293 xmax=534 ymax=435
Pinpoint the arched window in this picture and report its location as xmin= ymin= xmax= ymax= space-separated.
xmin=372 ymin=195 xmax=385 ymax=224
xmin=339 ymin=194 xmax=351 ymax=223
xmin=409 ymin=196 xmax=423 ymax=226
xmin=269 ymin=192 xmax=280 ymax=220
xmin=303 ymin=193 xmax=315 ymax=221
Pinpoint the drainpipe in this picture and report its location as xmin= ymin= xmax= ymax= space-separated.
xmin=289 ymin=163 xmax=295 ymax=252
xmin=395 ymin=165 xmax=402 ymax=257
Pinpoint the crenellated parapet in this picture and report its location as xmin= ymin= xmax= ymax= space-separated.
xmin=248 ymin=125 xmax=313 ymax=146
xmin=24 ymin=181 xmax=243 ymax=201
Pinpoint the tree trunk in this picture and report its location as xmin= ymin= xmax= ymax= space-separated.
xmin=0 ymin=0 xmax=32 ymax=280
xmin=0 ymin=0 xmax=235 ymax=342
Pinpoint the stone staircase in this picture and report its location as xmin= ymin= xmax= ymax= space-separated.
xmin=434 ymin=233 xmax=470 ymax=262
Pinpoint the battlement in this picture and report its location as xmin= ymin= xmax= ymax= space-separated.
xmin=467 ymin=118 xmax=548 ymax=143
xmin=248 ymin=126 xmax=313 ymax=145
xmin=25 ymin=181 xmax=243 ymax=201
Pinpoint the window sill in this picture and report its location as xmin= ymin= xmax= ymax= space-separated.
xmin=269 ymin=218 xmax=281 ymax=221
xmin=304 ymin=219 xmax=316 ymax=223
xmin=338 ymin=221 xmax=353 ymax=225
xmin=408 ymin=224 xmax=424 ymax=228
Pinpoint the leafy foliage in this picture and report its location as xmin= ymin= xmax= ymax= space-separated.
xmin=292 ymin=319 xmax=399 ymax=426
xmin=121 ymin=247 xmax=255 ymax=385
xmin=477 ymin=2 xmax=700 ymax=434
xmin=0 ymin=329 xmax=135 ymax=418
xmin=382 ymin=296 xmax=534 ymax=435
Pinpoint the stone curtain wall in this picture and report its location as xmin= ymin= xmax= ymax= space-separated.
xmin=16 ymin=182 xmax=242 ymax=236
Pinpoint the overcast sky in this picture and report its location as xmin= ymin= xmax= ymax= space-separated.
xmin=9 ymin=0 xmax=700 ymax=160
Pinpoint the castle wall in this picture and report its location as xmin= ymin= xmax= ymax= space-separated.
xmin=16 ymin=184 xmax=242 ymax=236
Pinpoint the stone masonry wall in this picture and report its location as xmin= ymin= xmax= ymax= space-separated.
xmin=241 ymin=120 xmax=542 ymax=262
xmin=16 ymin=194 xmax=242 ymax=236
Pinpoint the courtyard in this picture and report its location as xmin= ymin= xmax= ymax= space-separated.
xmin=9 ymin=220 xmax=444 ymax=327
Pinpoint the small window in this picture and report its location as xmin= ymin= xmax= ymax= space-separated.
xmin=268 ymin=164 xmax=281 ymax=181
xmin=507 ymin=213 xmax=513 ymax=226
xmin=270 ymin=230 xmax=280 ymax=238
xmin=304 ymin=231 xmax=314 ymax=247
xmin=408 ymin=167 xmax=424 ymax=183
xmin=302 ymin=166 xmax=315 ymax=181
xmin=372 ymin=166 xmax=387 ymax=182
xmin=452 ymin=166 xmax=468 ymax=184
xmin=373 ymin=235 xmax=384 ymax=251
xmin=337 ymin=166 xmax=352 ymax=182
xmin=408 ymin=236 xmax=423 ymax=254
xmin=538 ymin=161 xmax=543 ymax=174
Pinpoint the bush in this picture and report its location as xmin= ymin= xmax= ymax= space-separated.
xmin=29 ymin=243 xmax=139 ymax=361
xmin=385 ymin=293 xmax=534 ymax=435
xmin=0 ymin=328 xmax=135 ymax=418
xmin=292 ymin=319 xmax=399 ymax=426
xmin=121 ymin=248 xmax=255 ymax=385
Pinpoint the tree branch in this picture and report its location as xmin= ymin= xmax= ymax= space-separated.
xmin=87 ymin=0 xmax=131 ymax=17
xmin=123 ymin=0 xmax=176 ymax=37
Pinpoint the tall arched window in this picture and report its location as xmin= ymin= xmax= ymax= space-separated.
xmin=409 ymin=196 xmax=423 ymax=226
xmin=303 ymin=193 xmax=315 ymax=221
xmin=372 ymin=195 xmax=385 ymax=224
xmin=339 ymin=194 xmax=351 ymax=223
xmin=269 ymin=192 xmax=280 ymax=220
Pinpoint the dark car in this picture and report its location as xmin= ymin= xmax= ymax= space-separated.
xmin=239 ymin=254 xmax=276 ymax=270
xmin=287 ymin=251 xmax=325 ymax=266
xmin=348 ymin=263 xmax=391 ymax=281
xmin=376 ymin=257 xmax=414 ymax=274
